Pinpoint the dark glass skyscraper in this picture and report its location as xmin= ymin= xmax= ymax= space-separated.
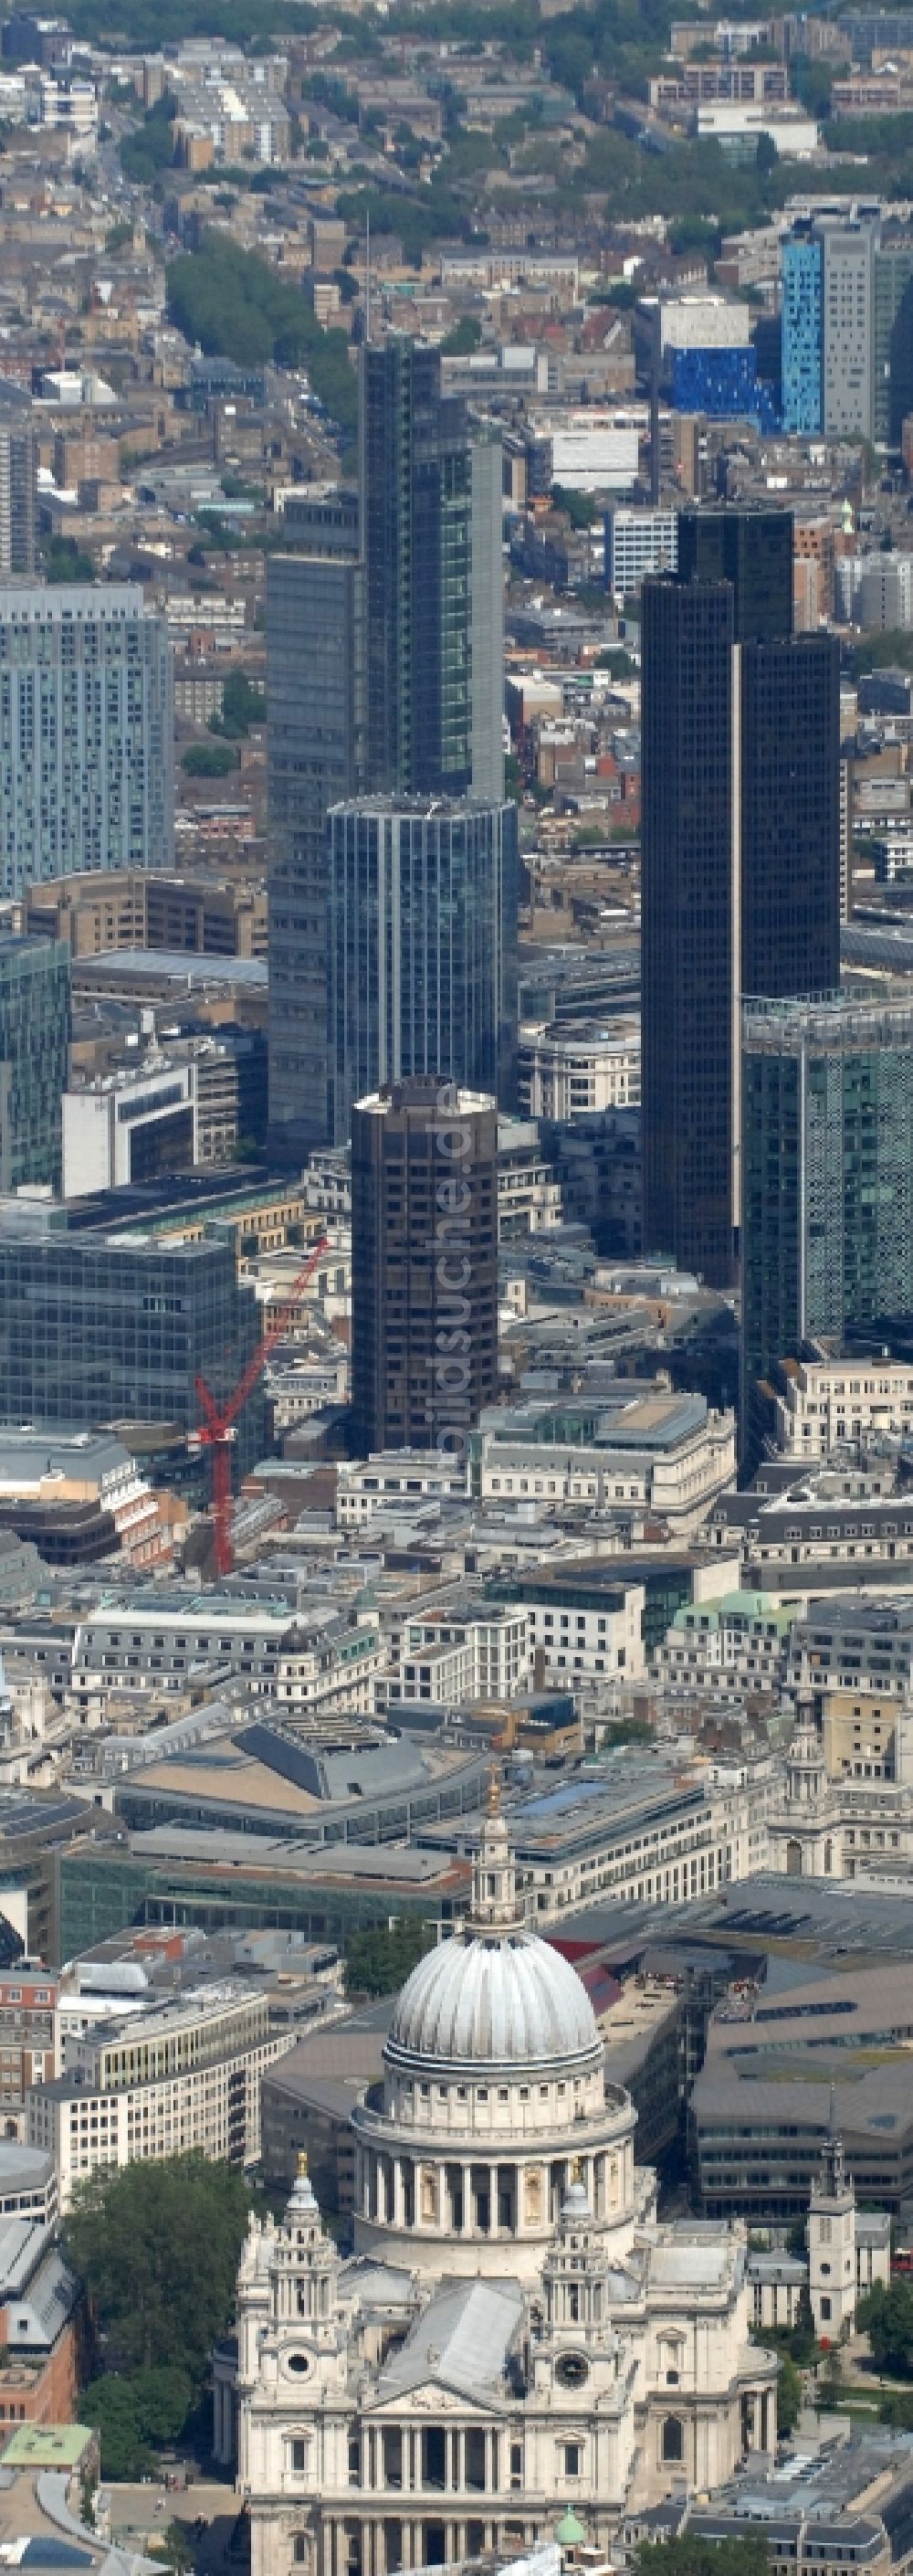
xmin=267 ymin=494 xmax=364 ymax=1156
xmin=642 ymin=508 xmax=839 ymax=1289
xmin=740 ymin=633 xmax=841 ymax=1003
xmin=642 ymin=575 xmax=737 ymax=1290
xmin=677 ymin=506 xmax=794 ymax=641
xmin=351 ymin=1079 xmax=498 ymax=1458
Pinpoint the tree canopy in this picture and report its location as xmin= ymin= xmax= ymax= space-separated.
xmin=211 ymin=669 xmax=267 ymax=739
xmin=858 ymin=2278 xmax=913 ymax=2378
xmin=166 ymin=234 xmax=357 ymax=433
xmin=634 ymin=2539 xmax=771 ymax=2576
xmin=344 ymin=1916 xmax=436 ymax=1999
xmin=63 ymin=2151 xmax=251 ymax=2381
xmin=183 ymin=740 xmax=240 ymax=776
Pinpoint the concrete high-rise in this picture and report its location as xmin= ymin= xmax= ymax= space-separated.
xmin=326 ymin=797 xmax=518 ymax=1145
xmin=266 ymin=493 xmax=364 ymax=1156
xmin=0 ymin=585 xmax=173 ymax=895
xmin=0 ymin=934 xmax=69 ymax=1192
xmin=351 ymin=1079 xmax=498 ymax=1459
xmin=741 ymin=993 xmax=913 ymax=1447
xmin=641 ymin=509 xmax=840 ymax=1288
xmin=0 ymin=388 xmax=37 ymax=575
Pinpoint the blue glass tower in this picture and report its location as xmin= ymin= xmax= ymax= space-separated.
xmin=782 ymin=237 xmax=824 ymax=435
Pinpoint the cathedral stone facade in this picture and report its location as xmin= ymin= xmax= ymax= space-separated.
xmin=234 ymin=1789 xmax=778 ymax=2576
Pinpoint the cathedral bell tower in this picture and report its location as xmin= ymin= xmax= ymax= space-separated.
xmin=808 ymin=2096 xmax=855 ymax=2345
xmin=276 ymin=2155 xmax=341 ymax=2342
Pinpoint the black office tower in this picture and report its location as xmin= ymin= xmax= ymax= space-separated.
xmin=267 ymin=493 xmax=364 ymax=1157
xmin=741 ymin=633 xmax=841 ymax=1002
xmin=676 ymin=506 xmax=794 ymax=641
xmin=351 ymin=1078 xmax=498 ymax=1459
xmin=642 ymin=575 xmax=737 ymax=1290
xmin=642 ymin=508 xmax=839 ymax=1291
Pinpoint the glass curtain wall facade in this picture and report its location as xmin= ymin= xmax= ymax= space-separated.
xmin=0 ymin=586 xmax=173 ymax=893
xmin=643 ymin=515 xmax=839 ymax=1293
xmin=740 ymin=633 xmax=841 ymax=999
xmin=741 ymin=995 xmax=913 ymax=1440
xmin=676 ymin=507 xmax=794 ymax=641
xmin=873 ymin=246 xmax=913 ymax=444
xmin=782 ymin=238 xmax=824 ymax=435
xmin=361 ymin=342 xmax=473 ymax=797
xmin=326 ymin=798 xmax=519 ymax=1145
xmin=0 ymin=1212 xmax=266 ymax=1471
xmin=0 ymin=934 xmax=69 ymax=1192
xmin=642 ymin=575 xmax=738 ymax=1289
xmin=267 ymin=505 xmax=364 ymax=1156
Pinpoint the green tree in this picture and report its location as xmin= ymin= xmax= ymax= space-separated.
xmin=777 ymin=2353 xmax=803 ymax=2435
xmin=440 ymin=316 xmax=482 ymax=356
xmin=211 ymin=668 xmax=266 ymax=739
xmin=121 ymin=91 xmax=177 ymax=184
xmin=756 ymin=131 xmax=778 ymax=174
xmin=153 ymin=2521 xmax=194 ymax=2576
xmin=183 ymin=742 xmax=240 ymax=776
xmin=880 ymin=2389 xmax=913 ymax=2429
xmin=43 ymin=535 xmax=96 ymax=583
xmin=166 ymin=235 xmax=357 ymax=434
xmin=597 ymin=649 xmax=637 ymax=681
xmin=858 ymin=2278 xmax=913 ymax=2377
xmin=131 ymin=2365 xmax=194 ymax=2444
xmin=63 ymin=2151 xmax=251 ymax=2379
xmin=344 ymin=1917 xmax=436 ymax=1999
xmin=80 ymin=2378 xmax=151 ymax=2481
xmin=551 ymin=485 xmax=600 ymax=530
xmin=634 ymin=2539 xmax=771 ymax=2576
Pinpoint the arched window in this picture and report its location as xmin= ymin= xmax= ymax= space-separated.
xmin=662 ymin=2417 xmax=684 ymax=2465
xmin=293 ymin=2541 xmax=308 ymax=2566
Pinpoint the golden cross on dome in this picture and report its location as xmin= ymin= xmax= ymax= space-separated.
xmin=487 ymin=1762 xmax=502 ymax=1817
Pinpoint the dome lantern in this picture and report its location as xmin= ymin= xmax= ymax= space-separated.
xmin=467 ymin=1766 xmax=525 ymax=1938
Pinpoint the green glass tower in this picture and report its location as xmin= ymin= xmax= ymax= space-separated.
xmin=361 ymin=341 xmax=502 ymax=801
xmin=741 ymin=993 xmax=913 ymax=1448
xmin=0 ymin=933 xmax=69 ymax=1192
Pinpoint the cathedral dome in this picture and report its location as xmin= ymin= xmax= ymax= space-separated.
xmin=384 ymin=1780 xmax=602 ymax=2082
xmin=386 ymin=1924 xmax=602 ymax=2080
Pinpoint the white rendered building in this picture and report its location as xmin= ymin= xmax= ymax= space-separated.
xmin=234 ymin=1792 xmax=778 ymax=2576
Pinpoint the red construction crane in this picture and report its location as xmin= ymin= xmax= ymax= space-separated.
xmin=193 ymin=1234 xmax=329 ymax=1579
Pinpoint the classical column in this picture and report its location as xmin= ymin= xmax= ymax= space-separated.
xmin=489 ymin=2166 xmax=498 ymax=2234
